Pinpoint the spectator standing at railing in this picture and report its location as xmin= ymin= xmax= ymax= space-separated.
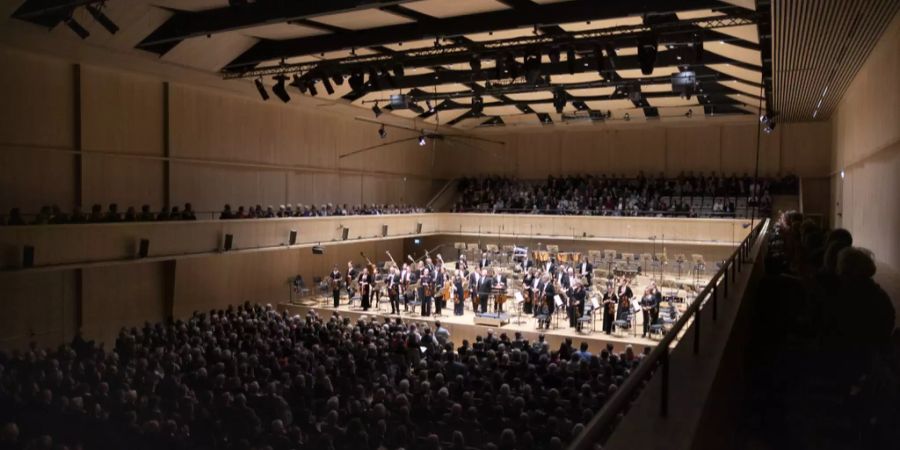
xmin=69 ymin=205 xmax=86 ymax=223
xmin=156 ymin=205 xmax=171 ymax=221
xmin=139 ymin=204 xmax=155 ymax=221
xmin=123 ymin=206 xmax=137 ymax=221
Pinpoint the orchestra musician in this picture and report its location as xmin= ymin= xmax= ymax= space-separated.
xmin=425 ymin=256 xmax=436 ymax=274
xmin=452 ymin=272 xmax=465 ymax=316
xmin=571 ymin=280 xmax=587 ymax=331
xmin=434 ymin=266 xmax=446 ymax=316
xmin=493 ymin=270 xmax=508 ymax=313
xmin=420 ymin=268 xmax=434 ymax=316
xmin=330 ymin=265 xmax=342 ymax=308
xmin=457 ymin=254 xmax=468 ymax=273
xmin=537 ymin=273 xmax=556 ymax=329
xmin=641 ymin=281 xmax=662 ymax=337
xmin=522 ymin=269 xmax=536 ymax=314
xmin=477 ymin=268 xmax=493 ymax=314
xmin=601 ymin=280 xmax=616 ymax=334
xmin=478 ymin=252 xmax=491 ymax=269
xmin=346 ymin=261 xmax=358 ymax=301
xmin=358 ymin=267 xmax=373 ymax=311
xmin=579 ymin=256 xmax=594 ymax=287
xmin=400 ymin=263 xmax=412 ymax=312
xmin=468 ymin=269 xmax=481 ymax=312
xmin=386 ymin=266 xmax=401 ymax=314
xmin=614 ymin=278 xmax=633 ymax=331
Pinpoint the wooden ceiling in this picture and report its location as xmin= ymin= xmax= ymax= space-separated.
xmin=10 ymin=0 xmax=777 ymax=129
xmin=772 ymin=0 xmax=899 ymax=122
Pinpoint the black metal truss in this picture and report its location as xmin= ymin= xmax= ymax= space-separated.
xmin=135 ymin=1 xmax=421 ymax=54
xmin=222 ymin=0 xmax=743 ymax=71
xmin=224 ymin=14 xmax=761 ymax=80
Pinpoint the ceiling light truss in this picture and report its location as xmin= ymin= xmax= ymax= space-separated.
xmin=223 ymin=12 xmax=762 ymax=80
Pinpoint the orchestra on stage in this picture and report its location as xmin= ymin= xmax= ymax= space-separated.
xmin=314 ymin=247 xmax=678 ymax=337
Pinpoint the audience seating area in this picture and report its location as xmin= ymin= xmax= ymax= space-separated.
xmin=452 ymin=173 xmax=798 ymax=217
xmin=1 ymin=203 xmax=427 ymax=226
xmin=741 ymin=213 xmax=898 ymax=449
xmin=0 ymin=304 xmax=646 ymax=450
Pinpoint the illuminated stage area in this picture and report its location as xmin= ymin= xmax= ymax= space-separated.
xmin=279 ymin=273 xmax=699 ymax=353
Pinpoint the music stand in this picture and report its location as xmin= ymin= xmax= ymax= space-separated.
xmin=656 ymin=253 xmax=668 ymax=279
xmin=691 ymin=254 xmax=706 ymax=287
xmin=513 ymin=291 xmax=527 ymax=325
xmin=553 ymin=295 xmax=564 ymax=329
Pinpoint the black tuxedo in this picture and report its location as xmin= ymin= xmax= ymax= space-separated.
xmin=387 ymin=274 xmax=401 ymax=314
xmin=570 ymin=287 xmax=586 ymax=329
xmin=330 ymin=270 xmax=342 ymax=307
xmin=479 ymin=258 xmax=490 ymax=269
xmin=579 ymin=262 xmax=594 ymax=285
xmin=477 ymin=276 xmax=494 ymax=313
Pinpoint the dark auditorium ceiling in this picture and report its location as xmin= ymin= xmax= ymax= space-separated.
xmin=772 ymin=0 xmax=900 ymax=122
xmin=10 ymin=0 xmax=777 ymax=129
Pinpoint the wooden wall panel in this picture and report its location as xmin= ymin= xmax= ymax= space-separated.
xmin=81 ymin=156 xmax=165 ymax=210
xmin=665 ymin=126 xmax=722 ymax=176
xmin=831 ymin=13 xmax=900 ymax=312
xmin=81 ymin=262 xmax=167 ymax=344
xmin=0 ymin=149 xmax=77 ymax=213
xmin=80 ymin=66 xmax=164 ymax=155
xmin=170 ymin=163 xmax=287 ymax=213
xmin=0 ymin=269 xmax=78 ymax=351
xmin=719 ymin=124 xmax=758 ymax=176
xmin=0 ymin=48 xmax=74 ymax=148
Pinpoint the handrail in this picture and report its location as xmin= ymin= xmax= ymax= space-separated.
xmin=568 ymin=218 xmax=768 ymax=449
xmin=426 ymin=178 xmax=458 ymax=210
xmin=452 ymin=207 xmax=768 ymax=218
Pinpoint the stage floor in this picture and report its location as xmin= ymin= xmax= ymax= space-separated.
xmin=279 ymin=295 xmax=663 ymax=354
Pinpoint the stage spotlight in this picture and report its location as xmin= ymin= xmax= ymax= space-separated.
xmin=470 ymin=54 xmax=482 ymax=72
xmin=348 ymin=71 xmax=364 ymax=91
xmin=471 ymin=95 xmax=484 ymax=116
xmin=524 ymin=53 xmax=542 ymax=85
xmin=321 ymin=77 xmax=335 ymax=95
xmin=418 ymin=132 xmax=427 ymax=147
xmin=254 ymin=78 xmax=269 ymax=101
xmin=764 ymin=121 xmax=777 ymax=134
xmin=306 ymin=81 xmax=318 ymax=96
xmin=331 ymin=73 xmax=344 ymax=86
xmin=372 ymin=102 xmax=382 ymax=117
xmin=367 ymin=67 xmax=380 ymax=88
xmin=378 ymin=124 xmax=387 ymax=139
xmin=393 ymin=64 xmax=405 ymax=79
xmin=566 ymin=47 xmax=576 ymax=74
xmin=759 ymin=114 xmax=769 ymax=124
xmin=628 ymin=83 xmax=642 ymax=103
xmin=271 ymin=75 xmax=290 ymax=103
xmin=624 ymin=112 xmax=631 ymax=121
xmin=64 ymin=16 xmax=90 ymax=39
xmin=86 ymin=4 xmax=118 ymax=34
xmin=638 ymin=35 xmax=658 ymax=75
xmin=685 ymin=109 xmax=693 ymax=118
xmin=425 ymin=100 xmax=434 ymax=113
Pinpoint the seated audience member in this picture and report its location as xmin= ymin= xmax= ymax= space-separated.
xmin=6 ymin=207 xmax=25 ymax=225
xmin=123 ymin=206 xmax=137 ymax=221
xmin=69 ymin=206 xmax=87 ymax=224
xmin=139 ymin=204 xmax=155 ymax=221
xmin=49 ymin=205 xmax=68 ymax=224
xmin=156 ymin=205 xmax=171 ymax=221
xmin=169 ymin=206 xmax=181 ymax=220
xmin=89 ymin=204 xmax=104 ymax=222
xmin=31 ymin=205 xmax=51 ymax=225
xmin=182 ymin=202 xmax=197 ymax=220
xmin=220 ymin=204 xmax=235 ymax=219
xmin=104 ymin=203 xmax=121 ymax=222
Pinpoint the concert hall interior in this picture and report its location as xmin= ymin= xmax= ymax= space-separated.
xmin=0 ymin=1 xmax=898 ymax=450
